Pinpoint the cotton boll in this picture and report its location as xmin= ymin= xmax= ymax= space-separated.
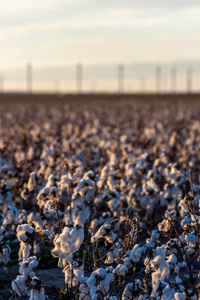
xmin=27 ymin=212 xmax=44 ymax=231
xmin=0 ymin=243 xmax=11 ymax=264
xmin=161 ymin=284 xmax=175 ymax=300
xmin=185 ymin=233 xmax=198 ymax=247
xmin=29 ymin=277 xmax=46 ymax=300
xmin=122 ymin=283 xmax=133 ymax=300
xmin=3 ymin=205 xmax=19 ymax=226
xmin=73 ymin=202 xmax=90 ymax=226
xmin=79 ymin=284 xmax=91 ymax=300
xmin=19 ymin=256 xmax=38 ymax=276
xmin=167 ymin=254 xmax=177 ymax=270
xmin=91 ymin=223 xmax=116 ymax=244
xmin=158 ymin=219 xmax=172 ymax=232
xmin=113 ymin=264 xmax=128 ymax=276
xmin=17 ymin=224 xmax=35 ymax=242
xmin=181 ymin=216 xmax=192 ymax=230
xmin=105 ymin=250 xmax=119 ymax=264
xmin=130 ymin=244 xmax=146 ymax=262
xmin=174 ymin=292 xmax=186 ymax=300
xmin=150 ymin=246 xmax=170 ymax=297
xmin=0 ymin=183 xmax=13 ymax=213
xmin=105 ymin=252 xmax=114 ymax=264
xmin=179 ymin=198 xmax=189 ymax=213
xmin=16 ymin=224 xmax=35 ymax=260
xmin=27 ymin=172 xmax=37 ymax=192
xmin=151 ymin=230 xmax=160 ymax=241
xmin=12 ymin=275 xmax=27 ymax=296
xmin=51 ymin=226 xmax=84 ymax=266
xmin=86 ymin=268 xmax=114 ymax=300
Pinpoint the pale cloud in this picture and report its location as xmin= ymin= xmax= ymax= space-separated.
xmin=1 ymin=0 xmax=200 ymax=91
xmin=0 ymin=16 xmax=170 ymax=36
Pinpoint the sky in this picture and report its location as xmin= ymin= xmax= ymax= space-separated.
xmin=1 ymin=0 xmax=200 ymax=92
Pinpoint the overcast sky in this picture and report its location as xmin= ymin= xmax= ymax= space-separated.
xmin=1 ymin=0 xmax=200 ymax=92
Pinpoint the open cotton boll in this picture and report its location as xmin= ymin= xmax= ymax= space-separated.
xmin=145 ymin=238 xmax=155 ymax=249
xmin=179 ymin=198 xmax=189 ymax=213
xmin=150 ymin=245 xmax=170 ymax=297
xmin=0 ymin=243 xmax=11 ymax=264
xmin=45 ymin=173 xmax=57 ymax=189
xmin=150 ymin=245 xmax=167 ymax=267
xmin=52 ymin=226 xmax=84 ymax=266
xmin=105 ymin=250 xmax=119 ymax=264
xmin=73 ymin=202 xmax=90 ymax=226
xmin=3 ymin=205 xmax=19 ymax=226
xmin=86 ymin=268 xmax=114 ymax=300
xmin=185 ymin=233 xmax=198 ymax=247
xmin=167 ymin=254 xmax=177 ymax=270
xmin=36 ymin=187 xmax=50 ymax=208
xmin=16 ymin=224 xmax=35 ymax=242
xmin=122 ymin=283 xmax=133 ymax=300
xmin=12 ymin=257 xmax=43 ymax=298
xmin=0 ymin=183 xmax=13 ymax=213
xmin=158 ymin=218 xmax=172 ymax=233
xmin=12 ymin=275 xmax=27 ymax=296
xmin=161 ymin=284 xmax=175 ymax=300
xmin=181 ymin=216 xmax=192 ymax=230
xmin=63 ymin=262 xmax=87 ymax=287
xmin=27 ymin=172 xmax=37 ymax=192
xmin=43 ymin=200 xmax=58 ymax=219
xmin=27 ymin=212 xmax=44 ymax=231
xmin=174 ymin=292 xmax=187 ymax=300
xmin=130 ymin=244 xmax=146 ymax=262
xmin=19 ymin=256 xmax=38 ymax=276
xmin=16 ymin=224 xmax=35 ymax=260
xmin=79 ymin=284 xmax=91 ymax=300
xmin=113 ymin=264 xmax=128 ymax=276
xmin=29 ymin=277 xmax=46 ymax=300
xmin=151 ymin=230 xmax=160 ymax=241
xmin=91 ymin=222 xmax=115 ymax=243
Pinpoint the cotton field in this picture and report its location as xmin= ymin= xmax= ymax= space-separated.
xmin=0 ymin=96 xmax=200 ymax=299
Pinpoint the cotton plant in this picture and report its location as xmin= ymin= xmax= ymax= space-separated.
xmin=16 ymin=224 xmax=36 ymax=260
xmin=2 ymin=205 xmax=19 ymax=227
xmin=12 ymin=256 xmax=46 ymax=299
xmin=58 ymin=173 xmax=73 ymax=205
xmin=27 ymin=172 xmax=37 ymax=192
xmin=29 ymin=277 xmax=46 ymax=300
xmin=0 ymin=212 xmax=11 ymax=264
xmin=91 ymin=222 xmax=116 ymax=244
xmin=97 ymin=165 xmax=109 ymax=190
xmin=73 ymin=201 xmax=90 ymax=226
xmin=157 ymin=209 xmax=177 ymax=233
xmin=51 ymin=225 xmax=84 ymax=275
xmin=122 ymin=280 xmax=146 ymax=300
xmin=161 ymin=277 xmax=188 ymax=300
xmin=150 ymin=245 xmax=170 ymax=298
xmin=0 ymin=182 xmax=13 ymax=213
xmin=63 ymin=260 xmax=87 ymax=287
xmin=75 ymin=170 xmax=95 ymax=203
xmin=86 ymin=267 xmax=114 ymax=300
xmin=27 ymin=212 xmax=44 ymax=231
xmin=90 ymin=212 xmax=114 ymax=235
xmin=105 ymin=248 xmax=119 ymax=264
xmin=159 ymin=183 xmax=182 ymax=208
xmin=124 ymin=244 xmax=146 ymax=268
xmin=2 ymin=96 xmax=200 ymax=299
xmin=106 ymin=189 xmax=121 ymax=217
